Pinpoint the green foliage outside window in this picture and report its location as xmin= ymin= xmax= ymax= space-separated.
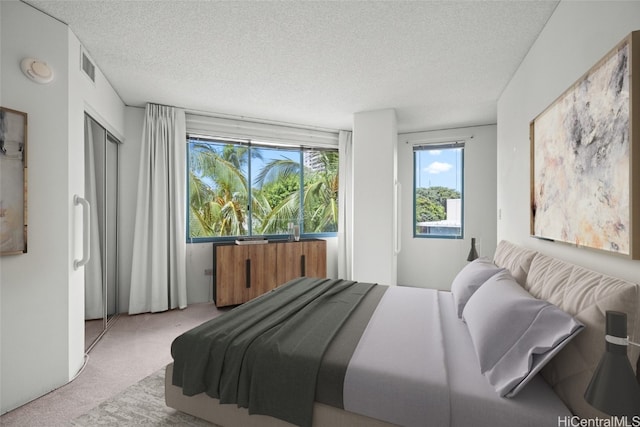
xmin=413 ymin=143 xmax=464 ymax=238
xmin=188 ymin=138 xmax=338 ymax=240
xmin=415 ymin=186 xmax=461 ymax=222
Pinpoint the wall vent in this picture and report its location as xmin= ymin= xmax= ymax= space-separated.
xmin=81 ymin=49 xmax=96 ymax=82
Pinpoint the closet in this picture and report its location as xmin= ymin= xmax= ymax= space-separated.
xmin=84 ymin=114 xmax=120 ymax=352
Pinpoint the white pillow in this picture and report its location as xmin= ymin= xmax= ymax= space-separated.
xmin=462 ymin=270 xmax=584 ymax=397
xmin=450 ymin=258 xmax=504 ymax=318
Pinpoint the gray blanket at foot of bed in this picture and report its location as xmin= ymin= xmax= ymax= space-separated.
xmin=171 ymin=277 xmax=377 ymax=427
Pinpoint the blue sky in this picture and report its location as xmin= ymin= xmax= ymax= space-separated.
xmin=415 ymin=147 xmax=462 ymax=191
xmin=191 ymin=139 xmax=300 ymax=188
xmin=250 ymin=146 xmax=299 ymax=187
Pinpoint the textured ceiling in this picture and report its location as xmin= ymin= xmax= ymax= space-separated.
xmin=25 ymin=0 xmax=559 ymax=132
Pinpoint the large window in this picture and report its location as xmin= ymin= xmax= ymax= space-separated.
xmin=187 ymin=136 xmax=338 ymax=241
xmin=413 ymin=142 xmax=464 ymax=238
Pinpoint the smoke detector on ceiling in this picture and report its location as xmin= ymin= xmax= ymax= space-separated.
xmin=20 ymin=57 xmax=54 ymax=84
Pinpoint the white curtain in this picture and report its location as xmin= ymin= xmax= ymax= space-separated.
xmin=338 ymin=130 xmax=353 ymax=280
xmin=129 ymin=104 xmax=187 ymax=314
xmin=84 ymin=115 xmax=103 ymax=320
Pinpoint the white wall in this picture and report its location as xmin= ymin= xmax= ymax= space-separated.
xmin=497 ymin=0 xmax=640 ymax=283
xmin=397 ymin=125 xmax=498 ymax=289
xmin=352 ymin=109 xmax=398 ymax=286
xmin=0 ymin=2 xmax=70 ymax=413
xmin=0 ymin=0 xmax=125 ymax=413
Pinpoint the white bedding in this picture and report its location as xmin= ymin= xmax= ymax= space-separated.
xmin=342 ymin=286 xmax=572 ymax=427
xmin=344 ymin=286 xmax=449 ymax=426
xmin=440 ymin=290 xmax=573 ymax=426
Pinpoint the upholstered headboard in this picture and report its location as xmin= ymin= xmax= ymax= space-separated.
xmin=492 ymin=240 xmax=536 ymax=287
xmin=493 ymin=240 xmax=640 ymax=419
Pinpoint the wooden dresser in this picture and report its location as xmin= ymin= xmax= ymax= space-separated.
xmin=212 ymin=239 xmax=327 ymax=307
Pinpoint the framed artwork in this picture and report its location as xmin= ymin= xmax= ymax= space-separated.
xmin=530 ymin=31 xmax=640 ymax=259
xmin=0 ymin=107 xmax=28 ymax=255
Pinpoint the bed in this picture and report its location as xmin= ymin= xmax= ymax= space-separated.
xmin=165 ymin=240 xmax=640 ymax=426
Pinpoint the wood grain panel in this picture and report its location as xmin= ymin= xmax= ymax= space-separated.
xmin=247 ymin=244 xmax=278 ymax=300
xmin=215 ymin=240 xmax=326 ymax=307
xmin=215 ymin=245 xmax=249 ymax=307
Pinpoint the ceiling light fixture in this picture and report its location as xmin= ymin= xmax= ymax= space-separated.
xmin=20 ymin=57 xmax=54 ymax=84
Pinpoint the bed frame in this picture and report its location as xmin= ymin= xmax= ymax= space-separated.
xmin=165 ymin=363 xmax=395 ymax=427
xmin=165 ymin=240 xmax=640 ymax=426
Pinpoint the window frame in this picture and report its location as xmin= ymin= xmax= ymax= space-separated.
xmin=412 ymin=142 xmax=465 ymax=240
xmin=186 ymin=135 xmax=338 ymax=243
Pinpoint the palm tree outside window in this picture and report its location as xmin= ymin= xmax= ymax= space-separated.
xmin=187 ymin=136 xmax=338 ymax=241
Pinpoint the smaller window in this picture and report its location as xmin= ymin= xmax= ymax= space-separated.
xmin=413 ymin=142 xmax=464 ymax=238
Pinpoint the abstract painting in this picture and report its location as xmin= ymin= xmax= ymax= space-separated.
xmin=0 ymin=107 xmax=28 ymax=255
xmin=530 ymin=31 xmax=639 ymax=259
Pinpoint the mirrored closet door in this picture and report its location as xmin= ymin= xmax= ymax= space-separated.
xmin=84 ymin=113 xmax=120 ymax=352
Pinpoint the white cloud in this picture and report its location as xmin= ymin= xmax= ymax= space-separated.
xmin=424 ymin=161 xmax=452 ymax=174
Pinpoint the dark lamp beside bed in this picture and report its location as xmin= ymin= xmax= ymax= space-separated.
xmin=466 ymin=238 xmax=479 ymax=262
xmin=584 ymin=311 xmax=640 ymax=416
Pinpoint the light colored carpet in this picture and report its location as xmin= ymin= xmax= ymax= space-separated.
xmin=0 ymin=303 xmax=225 ymax=427
xmin=70 ymin=369 xmax=217 ymax=426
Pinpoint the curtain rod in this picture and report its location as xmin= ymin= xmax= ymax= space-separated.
xmin=403 ymin=135 xmax=473 ymax=145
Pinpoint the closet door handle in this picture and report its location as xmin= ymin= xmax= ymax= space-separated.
xmin=394 ymin=181 xmax=402 ymax=255
xmin=301 ymin=255 xmax=306 ymax=276
xmin=245 ymin=259 xmax=251 ymax=288
xmin=73 ymin=195 xmax=91 ymax=270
